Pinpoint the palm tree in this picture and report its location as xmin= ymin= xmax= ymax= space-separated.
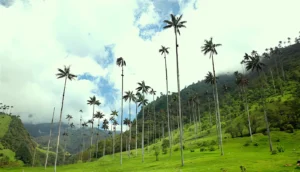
xmin=159 ymin=45 xmax=172 ymax=156
xmin=123 ymin=118 xmax=131 ymax=157
xmin=163 ymin=13 xmax=186 ymax=166
xmin=63 ymin=114 xmax=73 ymax=164
xmin=62 ymin=131 xmax=68 ymax=165
xmin=87 ymin=96 xmax=100 ymax=161
xmin=45 ymin=107 xmax=55 ymax=169
xmin=149 ymin=88 xmax=157 ymax=143
xmin=116 ymin=57 xmax=126 ymax=165
xmin=87 ymin=118 xmax=94 ymax=160
xmin=110 ymin=110 xmax=118 ymax=158
xmin=201 ymin=38 xmax=224 ymax=156
xmin=135 ymin=86 xmax=149 ymax=162
xmin=234 ymin=72 xmax=253 ymax=142
xmin=54 ymin=65 xmax=77 ymax=172
xmin=244 ymin=53 xmax=273 ymax=152
xmin=94 ymin=111 xmax=104 ymax=158
xmin=102 ymin=119 xmax=109 ymax=156
xmin=79 ymin=109 xmax=83 ymax=161
xmin=81 ymin=121 xmax=88 ymax=160
xmin=204 ymin=71 xmax=220 ymax=148
xmin=123 ymin=90 xmax=135 ymax=157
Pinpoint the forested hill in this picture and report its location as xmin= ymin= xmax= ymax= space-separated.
xmin=136 ymin=42 xmax=300 ymax=128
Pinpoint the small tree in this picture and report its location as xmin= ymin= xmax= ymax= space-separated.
xmin=153 ymin=145 xmax=160 ymax=161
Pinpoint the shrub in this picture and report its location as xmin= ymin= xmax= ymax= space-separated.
xmin=253 ymin=142 xmax=259 ymax=147
xmin=190 ymin=149 xmax=195 ymax=152
xmin=173 ymin=146 xmax=179 ymax=152
xmin=0 ymin=153 xmax=3 ymax=157
xmin=244 ymin=141 xmax=251 ymax=147
xmin=161 ymin=139 xmax=169 ymax=154
xmin=153 ymin=146 xmax=160 ymax=161
xmin=284 ymin=124 xmax=294 ymax=133
xmin=200 ymin=148 xmax=206 ymax=152
xmin=271 ymin=150 xmax=277 ymax=155
xmin=275 ymin=138 xmax=280 ymax=142
xmin=277 ymin=145 xmax=285 ymax=153
xmin=207 ymin=130 xmax=211 ymax=134
xmin=202 ymin=141 xmax=209 ymax=147
xmin=209 ymin=146 xmax=216 ymax=151
xmin=210 ymin=140 xmax=217 ymax=146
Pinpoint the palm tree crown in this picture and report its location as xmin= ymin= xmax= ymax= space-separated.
xmin=201 ymin=37 xmax=222 ymax=57
xmin=163 ymin=14 xmax=187 ymax=35
xmin=56 ymin=65 xmax=77 ymax=80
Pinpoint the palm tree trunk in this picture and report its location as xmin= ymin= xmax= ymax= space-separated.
xmin=207 ymin=97 xmax=212 ymax=127
xmin=113 ymin=129 xmax=115 ymax=158
xmin=32 ymin=145 xmax=37 ymax=167
xmin=63 ymin=137 xmax=66 ymax=165
xmin=198 ymin=104 xmax=201 ymax=132
xmin=128 ymin=100 xmax=131 ymax=157
xmin=147 ymin=124 xmax=149 ymax=154
xmin=212 ymin=85 xmax=220 ymax=148
xmin=211 ymin=53 xmax=224 ymax=156
xmin=192 ymin=102 xmax=197 ymax=135
xmin=45 ymin=107 xmax=55 ymax=169
xmin=174 ymin=28 xmax=184 ymax=166
xmin=135 ymin=103 xmax=138 ymax=156
xmin=54 ymin=76 xmax=68 ymax=172
xmin=258 ymin=72 xmax=273 ymax=151
xmin=242 ymin=86 xmax=253 ymax=142
xmin=96 ymin=118 xmax=100 ymax=159
xmin=89 ymin=105 xmax=95 ymax=161
xmin=164 ymin=55 xmax=172 ymax=156
xmin=153 ymin=95 xmax=156 ymax=143
xmin=120 ymin=66 xmax=124 ymax=165
xmin=142 ymin=103 xmax=145 ymax=162
xmin=268 ymin=68 xmax=276 ymax=94
xmin=103 ymin=138 xmax=106 ymax=156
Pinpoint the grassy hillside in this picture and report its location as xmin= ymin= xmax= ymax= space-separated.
xmin=2 ymin=129 xmax=299 ymax=172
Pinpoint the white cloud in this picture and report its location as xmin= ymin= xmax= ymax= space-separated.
xmin=1 ymin=0 xmax=300 ymax=132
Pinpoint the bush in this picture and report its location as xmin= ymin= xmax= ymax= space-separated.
xmin=200 ymin=148 xmax=206 ymax=152
xmin=277 ymin=145 xmax=285 ymax=153
xmin=161 ymin=139 xmax=169 ymax=154
xmin=275 ymin=138 xmax=280 ymax=142
xmin=210 ymin=140 xmax=217 ymax=146
xmin=153 ymin=146 xmax=160 ymax=161
xmin=253 ymin=142 xmax=259 ymax=147
xmin=284 ymin=124 xmax=294 ymax=133
xmin=271 ymin=150 xmax=277 ymax=155
xmin=190 ymin=149 xmax=194 ymax=152
xmin=209 ymin=146 xmax=216 ymax=151
xmin=202 ymin=141 xmax=209 ymax=147
xmin=173 ymin=146 xmax=179 ymax=152
xmin=244 ymin=141 xmax=251 ymax=147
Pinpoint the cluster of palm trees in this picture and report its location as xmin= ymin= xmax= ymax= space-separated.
xmin=51 ymin=14 xmax=300 ymax=170
xmin=0 ymin=103 xmax=13 ymax=115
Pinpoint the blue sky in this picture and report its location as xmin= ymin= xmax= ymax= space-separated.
xmin=1 ymin=0 xmax=300 ymax=128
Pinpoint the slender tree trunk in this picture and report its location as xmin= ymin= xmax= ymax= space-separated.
xmin=103 ymin=137 xmax=106 ymax=156
xmin=268 ymin=68 xmax=276 ymax=94
xmin=135 ymin=103 xmax=138 ymax=156
xmin=198 ymin=104 xmax=201 ymax=132
xmin=120 ymin=66 xmax=124 ymax=165
xmin=174 ymin=28 xmax=184 ymax=166
xmin=89 ymin=121 xmax=94 ymax=161
xmin=128 ymin=100 xmax=131 ymax=157
xmin=96 ymin=118 xmax=100 ymax=159
xmin=147 ymin=124 xmax=149 ymax=154
xmin=54 ymin=76 xmax=68 ymax=172
xmin=212 ymin=85 xmax=220 ymax=149
xmin=153 ymin=95 xmax=156 ymax=143
xmin=211 ymin=53 xmax=224 ymax=156
xmin=63 ymin=136 xmax=66 ymax=165
xmin=113 ymin=129 xmax=115 ymax=158
xmin=164 ymin=55 xmax=172 ymax=156
xmin=45 ymin=107 xmax=55 ymax=169
xmin=259 ymin=72 xmax=273 ymax=151
xmin=192 ymin=102 xmax=197 ymax=135
xmin=242 ymin=86 xmax=253 ymax=142
xmin=142 ymin=103 xmax=145 ymax=162
xmin=32 ymin=145 xmax=37 ymax=167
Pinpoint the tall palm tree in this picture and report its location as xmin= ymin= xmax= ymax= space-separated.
xmin=45 ymin=107 xmax=55 ymax=169
xmin=110 ymin=110 xmax=118 ymax=158
xmin=94 ymin=111 xmax=104 ymax=158
xmin=204 ymin=71 xmax=220 ymax=148
xmin=123 ymin=90 xmax=135 ymax=157
xmin=163 ymin=13 xmax=186 ymax=166
xmin=116 ymin=57 xmax=126 ymax=165
xmin=62 ymin=131 xmax=68 ymax=165
xmin=102 ymin=119 xmax=109 ymax=156
xmin=87 ymin=118 xmax=94 ymax=160
xmin=123 ymin=118 xmax=131 ymax=157
xmin=135 ymin=86 xmax=149 ymax=163
xmin=201 ymin=38 xmax=224 ymax=156
xmin=54 ymin=65 xmax=77 ymax=172
xmin=81 ymin=121 xmax=88 ymax=160
xmin=159 ymin=45 xmax=172 ymax=156
xmin=132 ymin=93 xmax=139 ymax=156
xmin=87 ymin=96 xmax=100 ymax=161
xmin=149 ymin=88 xmax=157 ymax=143
xmin=244 ymin=53 xmax=273 ymax=152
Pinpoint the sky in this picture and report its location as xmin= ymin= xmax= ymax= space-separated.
xmin=0 ymin=0 xmax=300 ymax=130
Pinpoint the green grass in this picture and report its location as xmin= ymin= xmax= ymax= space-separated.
xmin=0 ymin=114 xmax=12 ymax=138
xmin=2 ymin=130 xmax=300 ymax=172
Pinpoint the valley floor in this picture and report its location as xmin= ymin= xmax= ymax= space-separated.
xmin=2 ymin=131 xmax=300 ymax=172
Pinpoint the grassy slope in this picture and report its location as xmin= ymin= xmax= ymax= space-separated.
xmin=0 ymin=114 xmax=16 ymax=162
xmin=2 ymin=129 xmax=300 ymax=172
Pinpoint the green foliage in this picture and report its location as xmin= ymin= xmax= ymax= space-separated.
xmin=243 ymin=141 xmax=250 ymax=147
xmin=271 ymin=150 xmax=277 ymax=155
xmin=161 ymin=139 xmax=169 ymax=154
xmin=209 ymin=146 xmax=216 ymax=151
xmin=200 ymin=147 xmax=206 ymax=152
xmin=190 ymin=149 xmax=194 ymax=152
xmin=253 ymin=142 xmax=259 ymax=147
xmin=276 ymin=145 xmax=285 ymax=153
xmin=153 ymin=146 xmax=160 ymax=161
xmin=283 ymin=124 xmax=294 ymax=133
